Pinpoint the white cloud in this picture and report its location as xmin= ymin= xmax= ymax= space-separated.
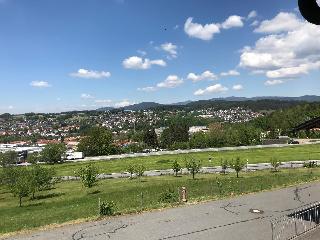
xmin=232 ymin=84 xmax=243 ymax=91
xmin=194 ymin=84 xmax=228 ymax=96
xmin=184 ymin=17 xmax=220 ymax=41
xmin=251 ymin=20 xmax=259 ymax=27
xmin=81 ymin=93 xmax=95 ymax=99
xmin=157 ymin=75 xmax=183 ymax=88
xmin=161 ymin=42 xmax=178 ymax=58
xmin=114 ymin=100 xmax=132 ymax=108
xmin=94 ymin=99 xmax=113 ymax=104
xmin=137 ymin=50 xmax=147 ymax=56
xmin=264 ymin=79 xmax=285 ymax=86
xmin=240 ymin=52 xmax=281 ymax=69
xmin=247 ymin=10 xmax=257 ymax=19
xmin=70 ymin=69 xmax=111 ymax=79
xmin=123 ymin=56 xmax=166 ymax=69
xmin=8 ymin=105 xmax=14 ymax=110
xmin=30 ymin=81 xmax=51 ymax=88
xmin=220 ymin=70 xmax=240 ymax=77
xmin=137 ymin=86 xmax=157 ymax=92
xmin=187 ymin=70 xmax=218 ymax=82
xmin=254 ymin=12 xmax=302 ymax=33
xmin=184 ymin=15 xmax=245 ymax=41
xmin=221 ymin=15 xmax=244 ymax=29
xmin=240 ymin=12 xmax=320 ymax=81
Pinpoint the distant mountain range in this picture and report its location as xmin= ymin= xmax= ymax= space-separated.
xmin=96 ymin=95 xmax=320 ymax=111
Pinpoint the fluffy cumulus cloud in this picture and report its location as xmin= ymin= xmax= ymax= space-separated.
xmin=161 ymin=42 xmax=178 ymax=58
xmin=123 ymin=56 xmax=166 ymax=70
xmin=221 ymin=15 xmax=244 ymax=29
xmin=81 ymin=93 xmax=95 ymax=99
xmin=187 ymin=70 xmax=218 ymax=82
xmin=254 ymin=12 xmax=302 ymax=33
xmin=30 ymin=81 xmax=51 ymax=88
xmin=157 ymin=75 xmax=183 ymax=88
xmin=220 ymin=70 xmax=240 ymax=77
xmin=194 ymin=84 xmax=228 ymax=96
xmin=232 ymin=84 xmax=243 ymax=91
xmin=240 ymin=12 xmax=320 ymax=82
xmin=184 ymin=17 xmax=220 ymax=40
xmin=184 ymin=15 xmax=244 ymax=41
xmin=70 ymin=69 xmax=111 ymax=79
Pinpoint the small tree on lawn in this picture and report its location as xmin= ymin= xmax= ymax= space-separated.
xmin=220 ymin=158 xmax=229 ymax=175
xmin=126 ymin=164 xmax=135 ymax=179
xmin=172 ymin=160 xmax=182 ymax=177
xmin=30 ymin=165 xmax=56 ymax=199
xmin=135 ymin=164 xmax=146 ymax=179
xmin=77 ymin=164 xmax=98 ymax=188
xmin=5 ymin=167 xmax=32 ymax=207
xmin=230 ymin=157 xmax=245 ymax=178
xmin=270 ymin=157 xmax=281 ymax=172
xmin=185 ymin=158 xmax=201 ymax=179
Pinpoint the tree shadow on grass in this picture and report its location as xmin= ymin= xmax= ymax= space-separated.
xmin=26 ymin=202 xmax=44 ymax=208
xmin=156 ymin=159 xmax=171 ymax=164
xmin=88 ymin=190 xmax=101 ymax=195
xmin=32 ymin=192 xmax=65 ymax=200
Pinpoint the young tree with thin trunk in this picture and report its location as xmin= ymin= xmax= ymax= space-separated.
xmin=230 ymin=157 xmax=245 ymax=178
xmin=185 ymin=158 xmax=201 ymax=179
xmin=172 ymin=160 xmax=182 ymax=177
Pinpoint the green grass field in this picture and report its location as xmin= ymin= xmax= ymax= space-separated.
xmin=1 ymin=168 xmax=320 ymax=235
xmin=50 ymin=144 xmax=320 ymax=176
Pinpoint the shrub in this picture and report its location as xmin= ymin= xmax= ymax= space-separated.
xmin=99 ymin=200 xmax=116 ymax=216
xmin=134 ymin=164 xmax=146 ymax=178
xmin=77 ymin=164 xmax=98 ymax=188
xmin=270 ymin=157 xmax=281 ymax=172
xmin=172 ymin=160 xmax=182 ymax=177
xmin=158 ymin=189 xmax=178 ymax=203
xmin=304 ymin=161 xmax=317 ymax=168
xmin=126 ymin=164 xmax=135 ymax=178
xmin=220 ymin=159 xmax=229 ymax=174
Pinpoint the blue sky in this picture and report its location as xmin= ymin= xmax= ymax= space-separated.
xmin=0 ymin=0 xmax=319 ymax=113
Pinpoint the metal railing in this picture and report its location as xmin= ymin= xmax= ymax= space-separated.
xmin=271 ymin=202 xmax=320 ymax=240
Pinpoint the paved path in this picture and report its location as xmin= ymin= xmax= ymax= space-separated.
xmin=61 ymin=160 xmax=320 ymax=181
xmin=296 ymin=228 xmax=320 ymax=240
xmin=4 ymin=181 xmax=320 ymax=240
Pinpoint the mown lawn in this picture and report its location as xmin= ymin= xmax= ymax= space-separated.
xmin=1 ymin=168 xmax=320 ymax=235
xmin=50 ymin=144 xmax=320 ymax=176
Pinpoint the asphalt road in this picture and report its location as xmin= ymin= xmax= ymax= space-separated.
xmin=4 ymin=182 xmax=320 ymax=240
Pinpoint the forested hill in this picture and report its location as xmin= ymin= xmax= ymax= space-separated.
xmin=251 ymin=102 xmax=320 ymax=134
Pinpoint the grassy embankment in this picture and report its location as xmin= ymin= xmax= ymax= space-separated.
xmin=51 ymin=144 xmax=320 ymax=176
xmin=1 ymin=167 xmax=320 ymax=235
